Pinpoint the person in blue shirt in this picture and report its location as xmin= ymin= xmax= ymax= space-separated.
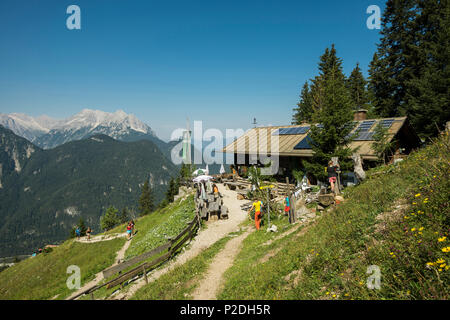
xmin=284 ymin=196 xmax=290 ymax=216
xmin=75 ymin=227 xmax=81 ymax=240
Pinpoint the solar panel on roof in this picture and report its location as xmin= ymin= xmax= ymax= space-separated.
xmin=274 ymin=126 xmax=310 ymax=136
xmin=356 ymin=120 xmax=376 ymax=132
xmin=354 ymin=132 xmax=376 ymax=141
xmin=286 ymin=128 xmax=297 ymax=134
xmin=293 ymin=135 xmax=313 ymax=149
xmin=380 ymin=119 xmax=395 ymax=128
xmin=292 ymin=126 xmax=310 ymax=134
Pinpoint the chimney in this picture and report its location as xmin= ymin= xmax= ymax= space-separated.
xmin=353 ymin=109 xmax=368 ymax=121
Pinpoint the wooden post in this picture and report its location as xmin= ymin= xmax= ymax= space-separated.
xmin=267 ymin=188 xmax=270 ymax=229
xmin=143 ymin=265 xmax=148 ymax=284
xmin=334 ymin=157 xmax=341 ymax=195
xmin=286 ymin=177 xmax=293 ymax=224
xmin=90 ymin=292 xmax=95 ymax=300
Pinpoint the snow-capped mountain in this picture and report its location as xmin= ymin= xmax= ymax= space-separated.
xmin=0 ymin=109 xmax=159 ymax=150
xmin=0 ymin=113 xmax=59 ymax=142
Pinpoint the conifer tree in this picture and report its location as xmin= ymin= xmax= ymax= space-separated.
xmin=165 ymin=178 xmax=177 ymax=203
xmin=77 ymin=217 xmax=87 ymax=236
xmin=100 ymin=206 xmax=119 ymax=231
xmin=292 ymin=82 xmax=314 ymax=124
xmin=406 ymin=0 xmax=450 ymax=138
xmin=119 ymin=207 xmax=129 ymax=223
xmin=369 ymin=0 xmax=449 ymax=138
xmin=347 ymin=63 xmax=369 ymax=111
xmin=302 ymin=45 xmax=356 ymax=181
xmin=138 ymin=179 xmax=154 ymax=216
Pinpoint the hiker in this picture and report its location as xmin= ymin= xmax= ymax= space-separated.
xmin=249 ymin=199 xmax=263 ymax=231
xmin=75 ymin=226 xmax=81 ymax=240
xmin=327 ymin=160 xmax=340 ymax=194
xmin=126 ymin=221 xmax=133 ymax=240
xmin=284 ymin=195 xmax=290 ymax=216
xmin=131 ymin=220 xmax=136 ymax=235
xmin=86 ymin=227 xmax=92 ymax=241
xmin=213 ymin=184 xmax=219 ymax=196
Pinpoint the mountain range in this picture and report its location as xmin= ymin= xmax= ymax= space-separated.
xmin=0 ymin=109 xmax=171 ymax=151
xmin=0 ymin=124 xmax=179 ymax=257
xmin=0 ymin=109 xmax=231 ymax=256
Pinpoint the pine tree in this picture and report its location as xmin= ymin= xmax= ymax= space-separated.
xmin=369 ymin=0 xmax=419 ymax=118
xmin=347 ymin=63 xmax=369 ymax=111
xmin=405 ymin=0 xmax=450 ymax=138
xmin=138 ymin=179 xmax=154 ymax=216
xmin=308 ymin=44 xmax=342 ymax=115
xmin=302 ymin=45 xmax=356 ymax=181
xmin=119 ymin=207 xmax=129 ymax=223
xmin=292 ymin=82 xmax=314 ymax=124
xmin=165 ymin=178 xmax=177 ymax=203
xmin=100 ymin=206 xmax=119 ymax=231
xmin=369 ymin=0 xmax=449 ymax=138
xmin=77 ymin=218 xmax=87 ymax=236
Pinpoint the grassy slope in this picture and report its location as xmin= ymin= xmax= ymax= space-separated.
xmin=76 ymin=195 xmax=197 ymax=300
xmin=124 ymin=195 xmax=196 ymax=260
xmin=0 ymin=238 xmax=125 ymax=300
xmin=217 ymin=134 xmax=449 ymax=300
xmin=0 ymin=194 xmax=196 ymax=300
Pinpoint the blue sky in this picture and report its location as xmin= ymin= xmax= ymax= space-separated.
xmin=0 ymin=0 xmax=386 ymax=141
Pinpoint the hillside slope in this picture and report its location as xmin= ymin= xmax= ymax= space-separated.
xmin=0 ymin=195 xmax=196 ymax=300
xmin=129 ymin=134 xmax=449 ymax=300
xmin=0 ymin=130 xmax=178 ymax=257
xmin=218 ymin=134 xmax=449 ymax=300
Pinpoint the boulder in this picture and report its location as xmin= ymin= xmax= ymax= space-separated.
xmin=318 ymin=194 xmax=334 ymax=207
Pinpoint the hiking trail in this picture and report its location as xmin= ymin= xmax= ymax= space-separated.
xmin=111 ymin=183 xmax=249 ymax=300
xmin=66 ymin=235 xmax=132 ymax=300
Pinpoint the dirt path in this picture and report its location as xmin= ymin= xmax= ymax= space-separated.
xmin=191 ymin=227 xmax=252 ymax=300
xmin=111 ymin=183 xmax=249 ymax=300
xmin=75 ymin=232 xmax=127 ymax=244
xmin=66 ymin=236 xmax=132 ymax=300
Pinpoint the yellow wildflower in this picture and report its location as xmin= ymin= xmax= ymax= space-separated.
xmin=415 ymin=193 xmax=421 ymax=197
xmin=442 ymin=247 xmax=450 ymax=253
xmin=411 ymin=228 xmax=416 ymax=232
xmin=438 ymin=236 xmax=447 ymax=242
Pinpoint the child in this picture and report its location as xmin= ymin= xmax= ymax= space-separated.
xmin=284 ymin=196 xmax=290 ymax=216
